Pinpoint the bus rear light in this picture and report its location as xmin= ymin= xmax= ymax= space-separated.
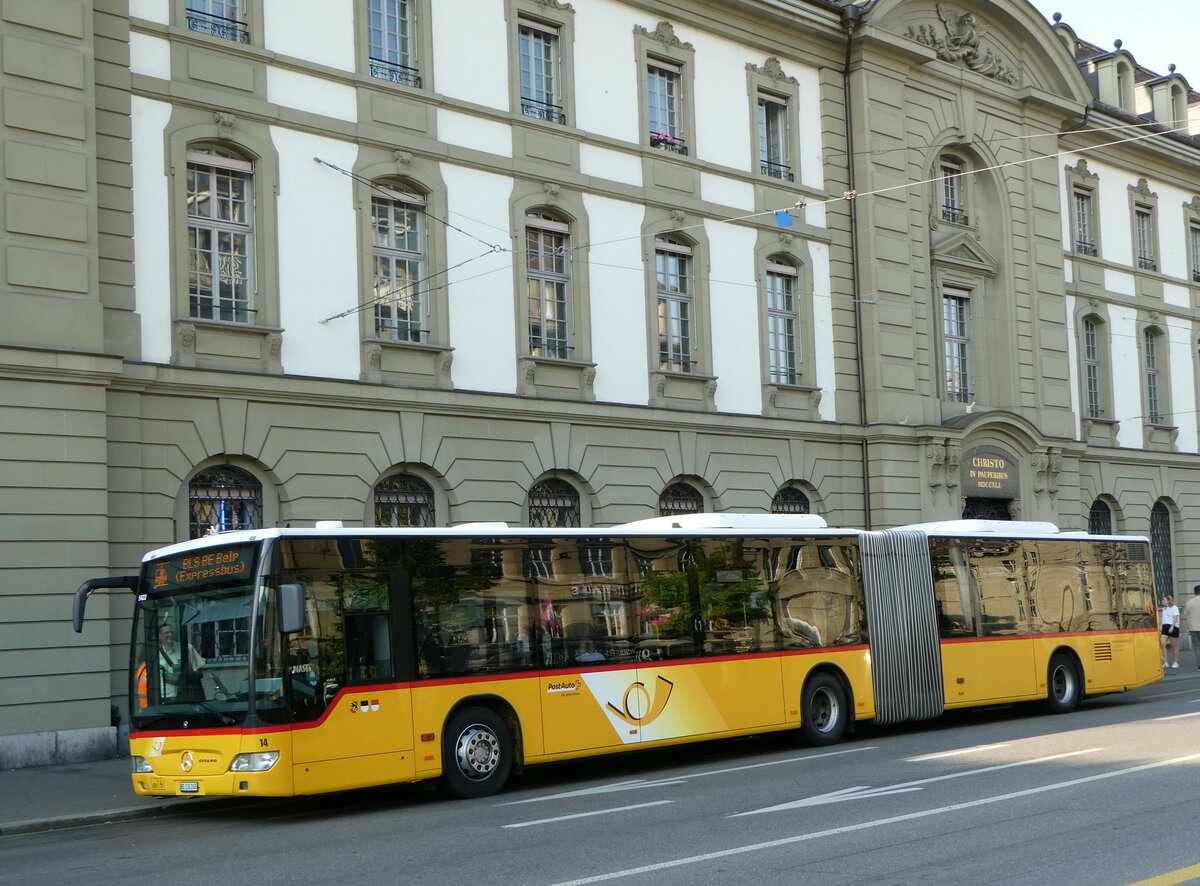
xmin=132 ymin=756 xmax=153 ymax=773
xmin=230 ymin=751 xmax=279 ymax=772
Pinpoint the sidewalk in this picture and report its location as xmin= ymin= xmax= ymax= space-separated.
xmin=2 ymin=667 xmax=1196 ymax=836
xmin=0 ymin=755 xmax=222 ymax=836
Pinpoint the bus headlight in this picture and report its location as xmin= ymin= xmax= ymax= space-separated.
xmin=131 ymin=756 xmax=153 ymax=773
xmin=230 ymin=751 xmax=279 ymax=772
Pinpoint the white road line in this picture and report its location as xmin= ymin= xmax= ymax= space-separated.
xmin=1154 ymin=710 xmax=1200 ymax=721
xmin=906 ymin=742 xmax=1010 ymax=761
xmin=498 ymin=745 xmax=877 ymax=806
xmin=503 ymin=800 xmax=674 ymax=829
xmin=733 ymin=748 xmax=1100 ymax=816
xmin=546 ymin=752 xmax=1200 ymax=885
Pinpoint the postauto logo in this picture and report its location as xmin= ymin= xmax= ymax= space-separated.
xmin=606 ymin=675 xmax=675 ymax=727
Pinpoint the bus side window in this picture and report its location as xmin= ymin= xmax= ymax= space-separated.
xmin=345 ymin=613 xmax=392 ymax=680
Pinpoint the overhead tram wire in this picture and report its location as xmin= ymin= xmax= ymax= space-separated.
xmin=314 ymin=122 xmax=1190 ymax=326
xmin=313 ymin=157 xmax=509 ymax=253
xmin=313 ymin=157 xmax=511 ymax=324
xmin=822 ymin=116 xmax=1193 ymax=162
xmin=569 ymin=121 xmax=1193 ymax=256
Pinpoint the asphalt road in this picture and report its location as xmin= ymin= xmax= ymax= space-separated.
xmin=6 ymin=675 xmax=1199 ymax=886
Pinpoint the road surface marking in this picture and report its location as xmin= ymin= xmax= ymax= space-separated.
xmin=906 ymin=742 xmax=1010 ymax=761
xmin=503 ymin=800 xmax=673 ymax=829
xmin=733 ymin=747 xmax=1100 ymax=814
xmin=546 ymin=752 xmax=1200 ymax=885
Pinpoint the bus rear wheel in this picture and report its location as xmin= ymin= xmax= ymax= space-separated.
xmin=442 ymin=706 xmax=513 ymax=798
xmin=1044 ymin=654 xmax=1081 ymax=714
xmin=800 ymin=673 xmax=847 ymax=746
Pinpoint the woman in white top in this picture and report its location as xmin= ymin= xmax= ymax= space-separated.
xmin=1160 ymin=595 xmax=1181 ymax=669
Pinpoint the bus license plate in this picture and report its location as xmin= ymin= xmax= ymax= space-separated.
xmin=179 ymin=781 xmax=199 ymax=794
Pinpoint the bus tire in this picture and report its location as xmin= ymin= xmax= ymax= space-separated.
xmin=800 ymin=673 xmax=847 ymax=746
xmin=442 ymin=706 xmax=513 ymax=799
xmin=1044 ymin=654 xmax=1080 ymax=715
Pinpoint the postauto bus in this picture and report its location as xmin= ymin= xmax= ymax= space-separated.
xmin=72 ymin=513 xmax=1161 ymax=799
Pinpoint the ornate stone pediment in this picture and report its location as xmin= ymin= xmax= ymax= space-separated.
xmin=635 ymin=21 xmax=693 ymax=52
xmin=905 ymin=3 xmax=1019 ymax=86
xmin=931 ymin=230 xmax=999 ymax=277
xmin=746 ymin=57 xmax=797 ymax=86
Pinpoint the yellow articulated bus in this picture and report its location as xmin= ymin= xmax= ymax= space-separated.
xmin=72 ymin=514 xmax=1161 ymax=800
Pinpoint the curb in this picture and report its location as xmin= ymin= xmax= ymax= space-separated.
xmin=0 ymin=798 xmax=225 ymax=837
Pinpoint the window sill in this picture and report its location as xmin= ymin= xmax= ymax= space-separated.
xmin=517 ymin=355 xmax=596 ymax=401
xmin=362 ymin=339 xmax=453 ymax=389
xmin=762 ymin=382 xmax=822 ymax=420
xmin=174 ymin=319 xmax=283 ymax=374
xmin=1143 ymin=422 xmax=1178 ymax=452
xmin=650 ymin=370 xmax=716 ymax=412
xmin=1081 ymin=417 xmax=1119 ymax=447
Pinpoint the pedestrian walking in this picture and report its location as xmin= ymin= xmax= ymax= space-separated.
xmin=1161 ymin=595 xmax=1181 ymax=669
xmin=1184 ymin=586 xmax=1200 ymax=670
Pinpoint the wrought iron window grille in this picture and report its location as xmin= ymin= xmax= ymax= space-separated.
xmin=528 ymin=340 xmax=573 ymax=358
xmin=1075 ymin=240 xmax=1097 ymax=256
xmin=369 ymin=57 xmax=422 ymax=88
xmin=941 ymin=205 xmax=968 ymax=225
xmin=1138 ymin=256 xmax=1157 ymax=271
xmin=186 ymin=9 xmax=250 ymax=43
xmin=375 ymin=323 xmax=428 ymax=343
xmin=521 ymin=98 xmax=566 ymax=124
xmin=189 ymin=301 xmax=256 ymax=324
xmin=760 ymin=160 xmax=793 ymax=181
xmin=650 ymin=132 xmax=688 ymax=155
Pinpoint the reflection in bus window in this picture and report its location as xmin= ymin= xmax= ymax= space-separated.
xmin=770 ymin=538 xmax=864 ymax=648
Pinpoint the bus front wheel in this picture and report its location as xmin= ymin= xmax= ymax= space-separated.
xmin=442 ymin=706 xmax=513 ymax=798
xmin=1044 ymin=654 xmax=1081 ymax=714
xmin=800 ymin=673 xmax=847 ymax=746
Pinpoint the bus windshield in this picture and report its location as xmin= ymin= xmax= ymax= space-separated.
xmin=130 ymin=542 xmax=259 ymax=730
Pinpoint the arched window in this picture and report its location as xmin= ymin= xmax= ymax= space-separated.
xmin=938 ymin=154 xmax=967 ymax=224
xmin=374 ymin=472 xmax=434 ymax=527
xmin=1081 ymin=315 xmax=1105 ymax=419
xmin=528 ymin=478 xmax=580 ymax=527
xmin=371 ymin=182 xmax=426 ymax=342
xmin=1150 ymin=501 xmax=1173 ymax=598
xmin=658 ymin=482 xmax=703 ymax=516
xmin=1116 ymin=61 xmax=1134 ymax=110
xmin=1171 ymin=84 xmax=1188 ymax=128
xmin=1143 ymin=328 xmax=1166 ymax=424
xmin=772 ymin=487 xmax=810 ymax=514
xmin=187 ymin=144 xmax=254 ymax=323
xmin=766 ymin=256 xmax=800 ymax=385
xmin=655 ymin=235 xmax=694 ymax=373
xmin=1088 ymin=499 xmax=1112 ymax=535
xmin=525 ymin=211 xmax=571 ymax=359
xmin=189 ymin=465 xmax=262 ymax=538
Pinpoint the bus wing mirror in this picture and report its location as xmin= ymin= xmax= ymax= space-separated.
xmin=277 ymin=583 xmax=306 ymax=635
xmin=72 ymin=576 xmax=139 ymax=633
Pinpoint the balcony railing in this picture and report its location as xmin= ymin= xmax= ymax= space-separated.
xmin=1075 ymin=240 xmax=1097 ymax=256
xmin=186 ymin=9 xmax=250 ymax=44
xmin=1138 ymin=256 xmax=1157 ymax=271
xmin=650 ymin=132 xmax=688 ymax=155
xmin=941 ymin=204 xmax=968 ymax=225
xmin=521 ymin=97 xmax=566 ymax=125
xmin=1193 ymin=268 xmax=1200 ymax=282
xmin=369 ymin=58 xmax=422 ymax=88
xmin=760 ymin=159 xmax=794 ymax=182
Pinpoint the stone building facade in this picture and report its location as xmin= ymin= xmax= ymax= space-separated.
xmin=1 ymin=0 xmax=1197 ymax=764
